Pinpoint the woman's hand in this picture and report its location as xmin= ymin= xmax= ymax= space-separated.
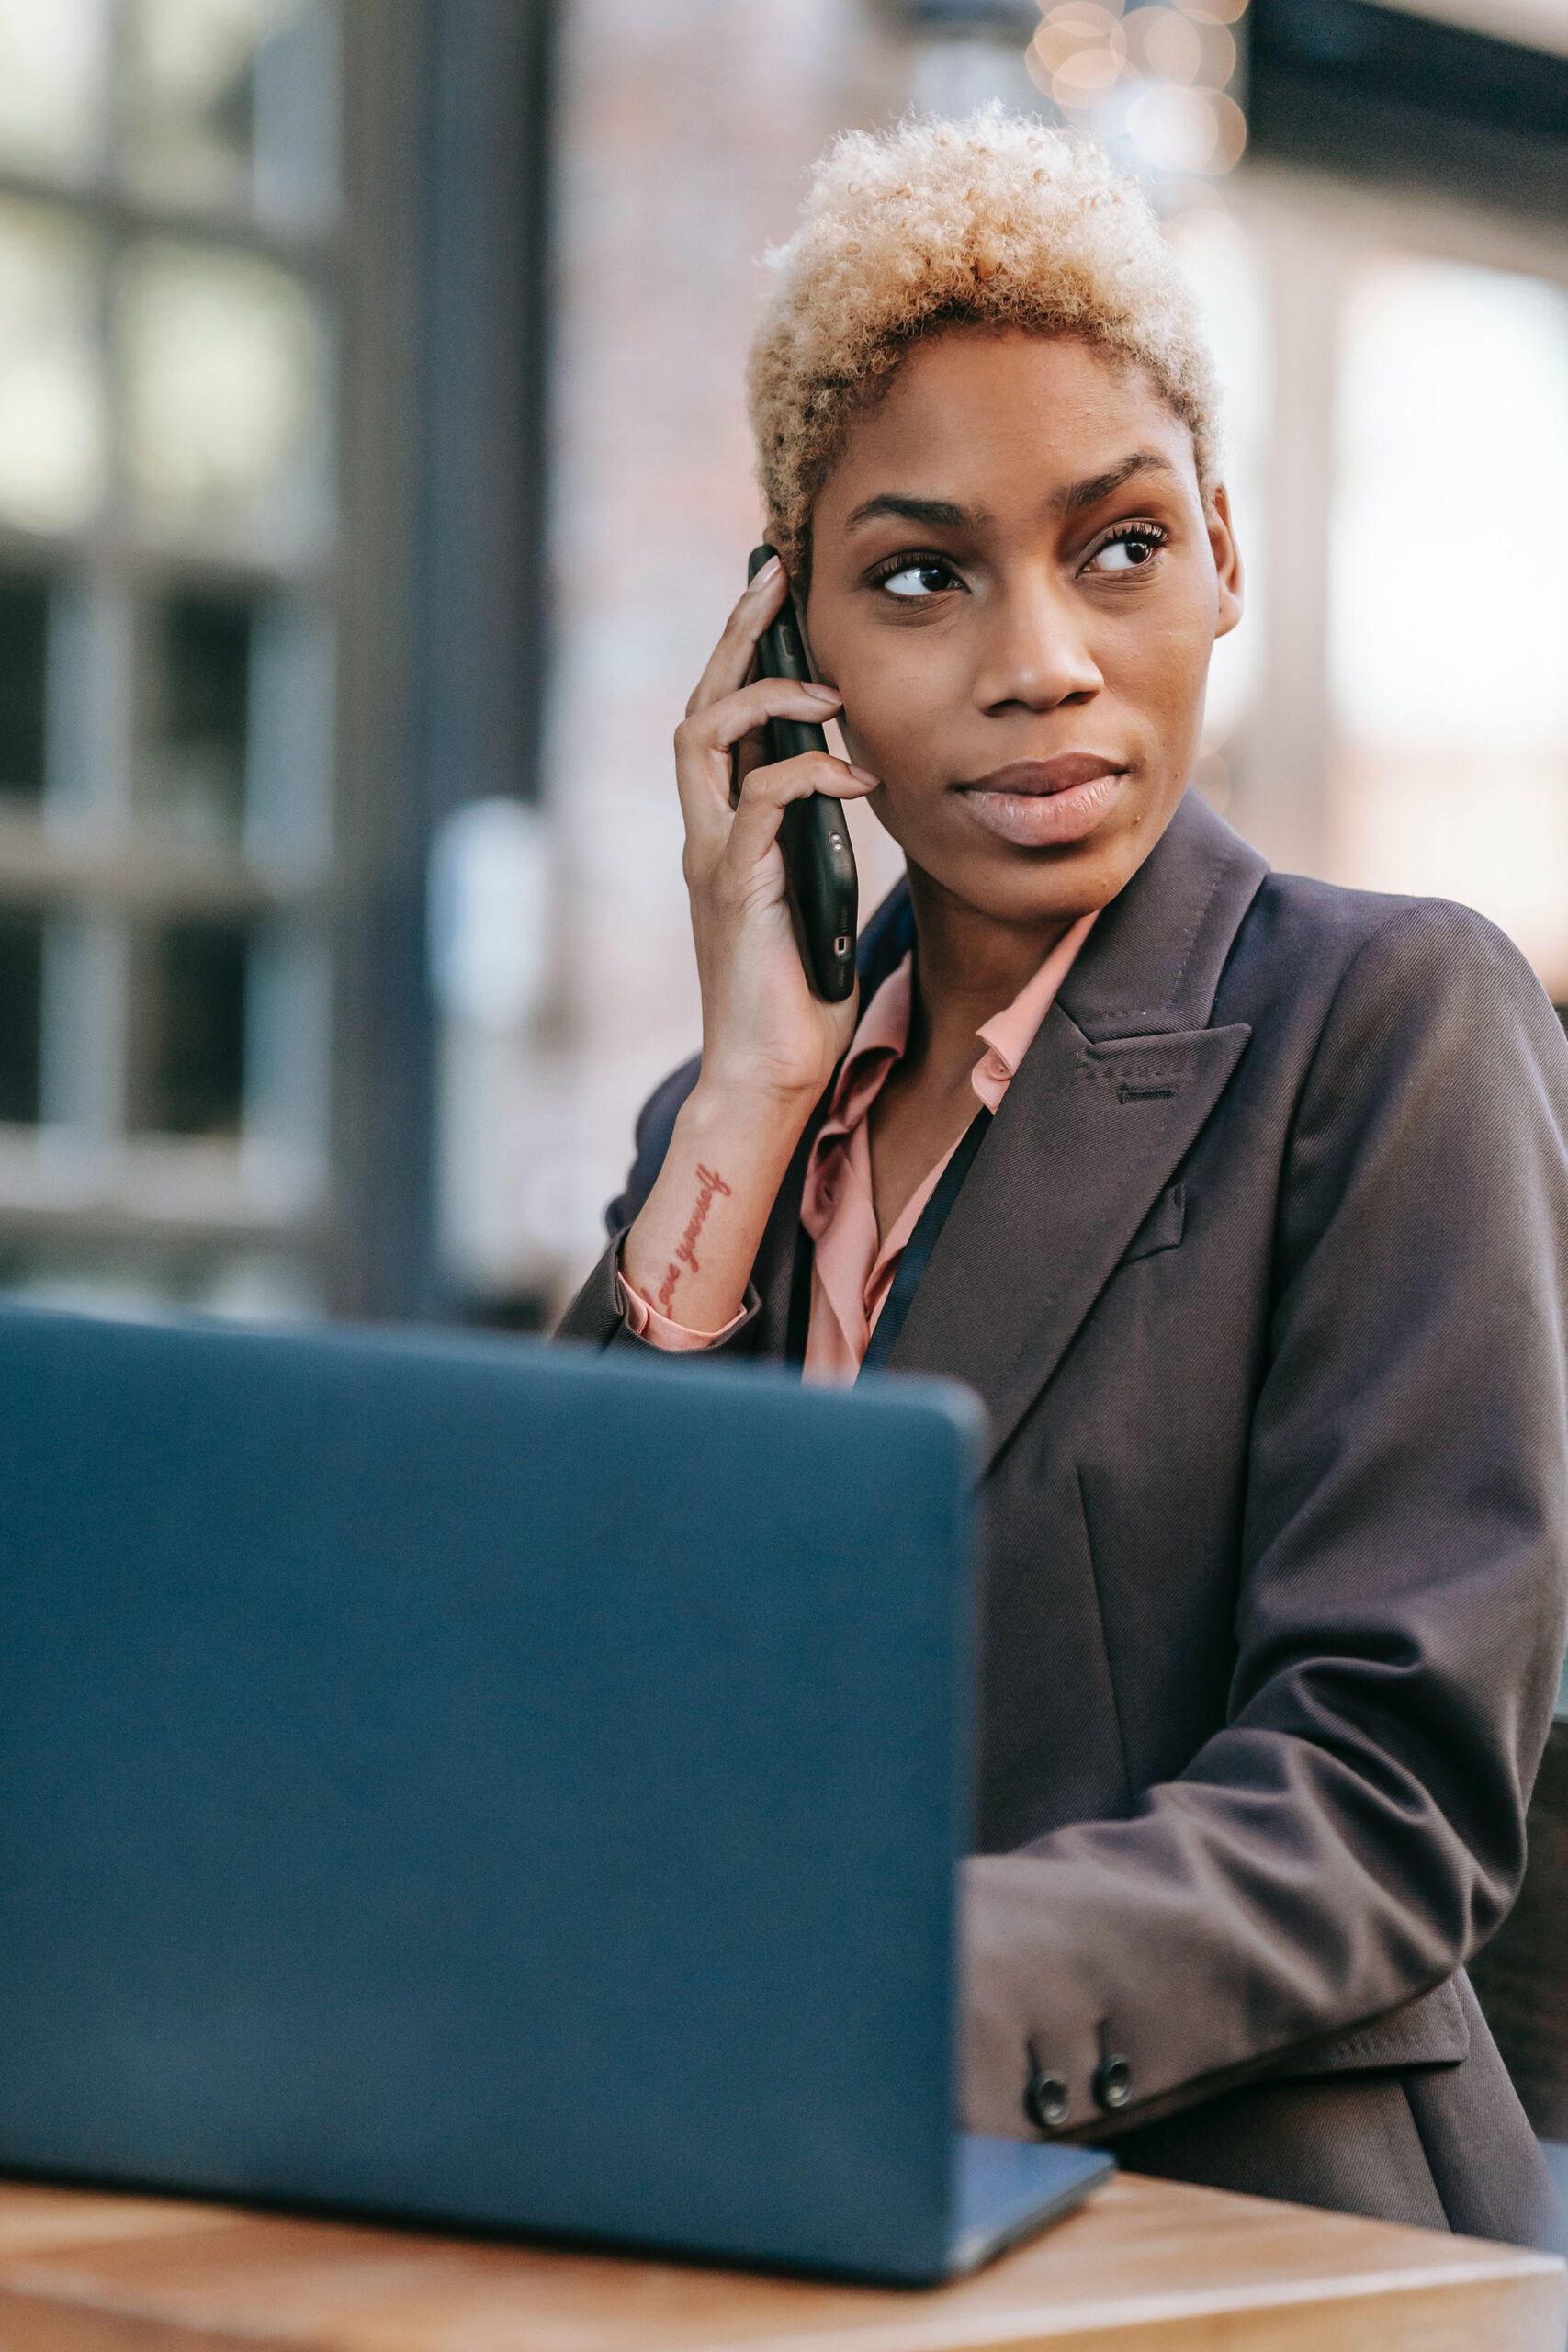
xmin=675 ymin=555 xmax=876 ymax=1107
xmin=619 ymin=559 xmax=877 ymax=1338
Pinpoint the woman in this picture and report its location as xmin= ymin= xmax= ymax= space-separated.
xmin=558 ymin=111 xmax=1568 ymax=2253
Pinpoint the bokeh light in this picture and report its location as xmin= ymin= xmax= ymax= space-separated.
xmin=0 ymin=0 xmax=108 ymax=186
xmin=0 ymin=199 xmax=106 ymax=532
xmin=1029 ymin=0 xmax=1248 ymax=179
xmin=117 ymin=239 xmax=328 ymax=549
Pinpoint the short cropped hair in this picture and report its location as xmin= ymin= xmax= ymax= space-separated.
xmin=746 ymin=107 xmax=1220 ymax=581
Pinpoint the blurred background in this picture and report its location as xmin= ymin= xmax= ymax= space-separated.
xmin=0 ymin=0 xmax=1565 ymax=1333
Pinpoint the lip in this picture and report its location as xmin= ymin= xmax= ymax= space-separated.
xmin=954 ymin=756 xmax=1127 ymax=848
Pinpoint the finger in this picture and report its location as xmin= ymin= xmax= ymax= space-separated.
xmin=739 ymin=750 xmax=879 ymax=807
xmin=727 ymin=752 xmax=879 ymax=869
xmin=731 ymin=729 xmax=768 ymax=805
xmin=675 ymin=677 xmax=845 ymax=849
xmin=682 ymin=674 xmax=842 ymax=763
xmin=731 ymin=684 xmax=844 ymax=803
xmin=728 ymin=645 xmax=767 ymax=802
xmin=685 ymin=557 xmax=791 ymax=718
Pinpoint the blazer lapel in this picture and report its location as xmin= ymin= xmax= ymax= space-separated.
xmin=888 ymin=1006 xmax=1250 ymax=1464
xmin=886 ymin=792 xmax=1268 ymax=1466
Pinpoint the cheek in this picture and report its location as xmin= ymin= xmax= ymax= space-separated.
xmin=1105 ymin=591 xmax=1216 ymax=707
xmin=836 ymin=637 xmax=955 ymax=756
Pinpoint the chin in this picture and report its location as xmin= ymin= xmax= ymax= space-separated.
xmin=928 ymin=850 xmax=1112 ymax=929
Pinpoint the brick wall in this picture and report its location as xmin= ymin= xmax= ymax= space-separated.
xmin=441 ymin=0 xmax=915 ymax=1306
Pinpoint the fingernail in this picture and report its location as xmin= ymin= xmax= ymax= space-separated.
xmin=804 ymin=683 xmax=841 ymax=702
xmin=751 ymin=555 xmax=782 ymax=585
xmin=850 ymin=766 xmax=879 ymax=785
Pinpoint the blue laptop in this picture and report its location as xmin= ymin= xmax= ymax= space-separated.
xmin=0 ymin=1306 xmax=1111 ymax=2284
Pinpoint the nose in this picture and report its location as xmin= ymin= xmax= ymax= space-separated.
xmin=971 ymin=567 xmax=1103 ymax=714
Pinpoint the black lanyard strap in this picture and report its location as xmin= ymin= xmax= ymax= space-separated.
xmin=858 ymin=1106 xmax=993 ymax=1380
xmin=784 ymin=1214 xmax=816 ymax=1365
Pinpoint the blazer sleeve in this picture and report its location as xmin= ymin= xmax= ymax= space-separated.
xmin=964 ymin=899 xmax=1568 ymax=2140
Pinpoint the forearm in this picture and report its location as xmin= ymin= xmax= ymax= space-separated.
xmin=620 ymin=1080 xmax=812 ymax=1335
xmin=592 ymin=559 xmax=869 ymax=1339
xmin=963 ymin=1725 xmax=1483 ymax=2142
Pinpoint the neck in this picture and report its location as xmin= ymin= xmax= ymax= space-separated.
xmin=901 ymin=863 xmax=1076 ymax=1079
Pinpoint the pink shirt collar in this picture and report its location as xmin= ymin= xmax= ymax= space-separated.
xmin=800 ymin=910 xmax=1097 ymax=1383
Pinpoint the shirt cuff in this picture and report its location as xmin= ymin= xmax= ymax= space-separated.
xmin=615 ymin=1256 xmax=755 ymax=1351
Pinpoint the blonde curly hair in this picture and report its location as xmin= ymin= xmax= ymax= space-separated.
xmin=746 ymin=107 xmax=1220 ymax=582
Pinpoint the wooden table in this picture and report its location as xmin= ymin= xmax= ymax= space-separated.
xmin=0 ymin=2173 xmax=1559 ymax=2352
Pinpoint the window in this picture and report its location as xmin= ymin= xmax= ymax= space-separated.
xmin=0 ymin=910 xmax=42 ymax=1123
xmin=137 ymin=590 xmax=254 ymax=839
xmin=0 ymin=573 xmax=49 ymax=800
xmin=0 ymin=0 xmax=339 ymax=1317
xmin=128 ymin=920 xmax=249 ymax=1136
xmin=1328 ymin=253 xmax=1568 ymax=989
xmin=1183 ymin=166 xmax=1568 ymax=1013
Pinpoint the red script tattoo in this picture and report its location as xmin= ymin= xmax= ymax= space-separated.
xmin=656 ymin=1163 xmax=732 ymax=1315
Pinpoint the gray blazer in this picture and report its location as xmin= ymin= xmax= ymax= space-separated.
xmin=558 ymin=790 xmax=1568 ymax=2256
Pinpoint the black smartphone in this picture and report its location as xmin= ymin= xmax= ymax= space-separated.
xmin=747 ymin=544 xmax=858 ymax=1002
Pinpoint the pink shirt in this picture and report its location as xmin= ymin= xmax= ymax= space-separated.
xmin=799 ymin=912 xmax=1095 ymax=1382
xmin=621 ymin=912 xmax=1096 ymax=1376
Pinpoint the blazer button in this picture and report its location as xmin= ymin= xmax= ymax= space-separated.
xmin=1093 ymin=2055 xmax=1134 ymax=2113
xmin=1023 ymin=2067 xmax=1071 ymax=2131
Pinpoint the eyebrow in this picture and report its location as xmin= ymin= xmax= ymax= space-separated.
xmin=842 ymin=452 xmax=1177 ymax=538
xmin=1054 ymin=449 xmax=1176 ymax=516
xmin=842 ymin=492 xmax=978 ymax=533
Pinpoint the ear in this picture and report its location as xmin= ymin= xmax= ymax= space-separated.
xmin=1207 ymin=483 xmax=1244 ymax=639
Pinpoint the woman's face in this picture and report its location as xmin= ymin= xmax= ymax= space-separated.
xmin=805 ymin=328 xmax=1242 ymax=928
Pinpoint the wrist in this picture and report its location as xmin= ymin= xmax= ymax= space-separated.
xmin=682 ymin=1070 xmax=821 ymax=1157
xmin=623 ymin=1082 xmax=796 ymax=1339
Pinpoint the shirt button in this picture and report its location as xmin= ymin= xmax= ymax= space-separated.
xmin=986 ymin=1053 xmax=1007 ymax=1079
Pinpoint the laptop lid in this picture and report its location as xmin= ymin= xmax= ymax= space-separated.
xmin=0 ymin=1309 xmax=985 ymax=2282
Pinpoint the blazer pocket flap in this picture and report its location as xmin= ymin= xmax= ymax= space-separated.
xmin=1269 ymin=1977 xmax=1471 ymax=2082
xmin=1121 ymin=1182 xmax=1186 ymax=1265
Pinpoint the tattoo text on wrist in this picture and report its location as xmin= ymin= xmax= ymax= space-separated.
xmin=656 ymin=1163 xmax=733 ymax=1315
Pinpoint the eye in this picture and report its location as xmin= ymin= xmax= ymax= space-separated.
xmin=874 ymin=555 xmax=960 ymax=599
xmin=1084 ymin=526 xmax=1167 ymax=576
